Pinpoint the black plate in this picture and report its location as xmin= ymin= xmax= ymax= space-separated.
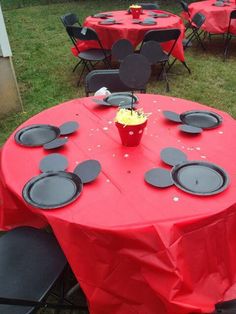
xmin=15 ymin=124 xmax=60 ymax=147
xmin=104 ymin=93 xmax=138 ymax=107
xmin=212 ymin=2 xmax=225 ymax=6
xmin=99 ymin=19 xmax=116 ymax=25
xmin=92 ymin=13 xmax=113 ymax=18
xmin=179 ymin=124 xmax=203 ymax=134
xmin=180 ymin=110 xmax=223 ymax=129
xmin=23 ymin=171 xmax=83 ymax=209
xmin=141 ymin=20 xmax=157 ymax=25
xmin=144 ymin=168 xmax=173 ymax=188
xmin=39 ymin=153 xmax=68 ymax=172
xmin=74 ymin=159 xmax=101 ymax=183
xmin=150 ymin=13 xmax=169 ymax=18
xmin=59 ymin=121 xmax=79 ymax=135
xmin=160 ymin=147 xmax=188 ymax=166
xmin=171 ymin=161 xmax=229 ymax=195
xmin=43 ymin=137 xmax=68 ymax=150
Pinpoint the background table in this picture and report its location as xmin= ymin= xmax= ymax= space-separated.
xmin=186 ymin=0 xmax=236 ymax=34
xmin=74 ymin=10 xmax=185 ymax=61
xmin=1 ymin=94 xmax=236 ymax=314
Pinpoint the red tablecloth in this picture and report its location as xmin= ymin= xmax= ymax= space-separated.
xmin=1 ymin=94 xmax=236 ymax=314
xmin=73 ymin=10 xmax=185 ymax=61
xmin=185 ymin=0 xmax=236 ymax=34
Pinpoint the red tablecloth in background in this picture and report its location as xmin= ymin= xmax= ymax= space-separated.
xmin=1 ymin=94 xmax=236 ymax=314
xmin=184 ymin=0 xmax=236 ymax=34
xmin=72 ymin=10 xmax=185 ymax=61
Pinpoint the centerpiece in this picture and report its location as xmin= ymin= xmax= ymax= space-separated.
xmin=129 ymin=4 xmax=142 ymax=19
xmin=115 ymin=108 xmax=150 ymax=146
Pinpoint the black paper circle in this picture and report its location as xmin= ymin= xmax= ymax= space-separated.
xmin=43 ymin=138 xmax=68 ymax=150
xmin=15 ymin=124 xmax=60 ymax=147
xmin=144 ymin=168 xmax=173 ymax=188
xmin=171 ymin=161 xmax=229 ymax=195
xmin=59 ymin=121 xmax=79 ymax=135
xmin=74 ymin=159 xmax=101 ymax=183
xmin=179 ymin=124 xmax=203 ymax=134
xmin=22 ymin=171 xmax=83 ymax=209
xmin=163 ymin=111 xmax=182 ymax=123
xmin=39 ymin=153 xmax=68 ymax=172
xmin=119 ymin=54 xmax=151 ymax=89
xmin=160 ymin=147 xmax=188 ymax=166
xmin=180 ymin=110 xmax=223 ymax=129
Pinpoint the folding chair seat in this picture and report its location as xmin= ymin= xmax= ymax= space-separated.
xmin=85 ymin=69 xmax=146 ymax=96
xmin=137 ymin=2 xmax=160 ymax=10
xmin=223 ymin=10 xmax=236 ymax=61
xmin=0 ymin=227 xmax=87 ymax=314
xmin=140 ymin=28 xmax=184 ymax=91
xmin=60 ymin=12 xmax=81 ymax=27
xmin=111 ymin=39 xmax=134 ymax=63
xmin=66 ymin=26 xmax=111 ymax=85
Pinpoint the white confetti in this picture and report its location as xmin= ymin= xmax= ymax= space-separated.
xmin=108 ymin=121 xmax=113 ymax=124
xmin=106 ymin=179 xmax=110 ymax=183
xmin=201 ymin=155 xmax=207 ymax=159
xmin=171 ymin=98 xmax=176 ymax=101
xmin=88 ymin=148 xmax=92 ymax=151
xmin=218 ymin=131 xmax=224 ymax=134
xmin=65 ymin=136 xmax=68 ymax=139
xmin=103 ymin=127 xmax=108 ymax=131
xmin=97 ymin=144 xmax=101 ymax=148
xmin=195 ymin=147 xmax=201 ymax=151
xmin=112 ymin=153 xmax=116 ymax=157
xmin=157 ymin=109 xmax=161 ymax=112
xmin=153 ymin=100 xmax=157 ymax=103
xmin=181 ymin=146 xmax=185 ymax=149
xmin=187 ymin=147 xmax=194 ymax=151
xmin=124 ymin=154 xmax=129 ymax=158
xmin=129 ymin=131 xmax=134 ymax=135
xmin=173 ymin=197 xmax=179 ymax=202
xmin=90 ymin=128 xmax=94 ymax=131
xmin=177 ymin=139 xmax=181 ymax=142
xmin=75 ymin=161 xmax=79 ymax=164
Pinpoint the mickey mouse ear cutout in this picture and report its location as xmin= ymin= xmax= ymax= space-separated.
xmin=144 ymin=168 xmax=173 ymax=188
xmin=179 ymin=124 xmax=203 ymax=134
xmin=119 ymin=54 xmax=151 ymax=89
xmin=160 ymin=147 xmax=188 ymax=166
xmin=43 ymin=137 xmax=68 ymax=150
xmin=39 ymin=153 xmax=69 ymax=172
xmin=163 ymin=111 xmax=181 ymax=123
xmin=59 ymin=121 xmax=79 ymax=135
xmin=74 ymin=159 xmax=101 ymax=183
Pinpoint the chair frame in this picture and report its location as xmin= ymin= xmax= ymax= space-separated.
xmin=60 ymin=12 xmax=81 ymax=27
xmin=0 ymin=227 xmax=88 ymax=314
xmin=223 ymin=10 xmax=236 ymax=61
xmin=66 ymin=26 xmax=111 ymax=85
xmin=141 ymin=28 xmax=182 ymax=91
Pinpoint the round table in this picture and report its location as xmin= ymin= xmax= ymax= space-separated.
xmin=73 ymin=10 xmax=185 ymax=61
xmin=1 ymin=94 xmax=236 ymax=314
xmin=186 ymin=0 xmax=236 ymax=34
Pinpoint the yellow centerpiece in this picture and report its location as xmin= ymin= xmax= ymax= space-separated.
xmin=115 ymin=108 xmax=149 ymax=126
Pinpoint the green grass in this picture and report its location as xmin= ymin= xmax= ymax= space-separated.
xmin=0 ymin=0 xmax=236 ymax=147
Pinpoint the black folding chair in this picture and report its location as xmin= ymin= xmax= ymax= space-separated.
xmin=85 ymin=69 xmax=146 ymax=96
xmin=60 ymin=12 xmax=81 ymax=27
xmin=140 ymin=28 xmax=183 ymax=91
xmin=223 ymin=10 xmax=236 ymax=61
xmin=180 ymin=1 xmax=191 ymax=19
xmin=0 ymin=226 xmax=88 ymax=314
xmin=111 ymin=39 xmax=134 ymax=63
xmin=184 ymin=12 xmax=206 ymax=50
xmin=66 ymin=26 xmax=111 ymax=85
xmin=137 ymin=2 xmax=160 ymax=10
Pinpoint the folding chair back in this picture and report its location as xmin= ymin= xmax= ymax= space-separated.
xmin=85 ymin=69 xmax=146 ymax=96
xmin=137 ymin=2 xmax=159 ymax=10
xmin=143 ymin=28 xmax=181 ymax=55
xmin=60 ymin=13 xmax=81 ymax=27
xmin=180 ymin=1 xmax=190 ymax=17
xmin=112 ymin=39 xmax=134 ymax=62
xmin=0 ymin=227 xmax=67 ymax=314
xmin=191 ymin=12 xmax=206 ymax=29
